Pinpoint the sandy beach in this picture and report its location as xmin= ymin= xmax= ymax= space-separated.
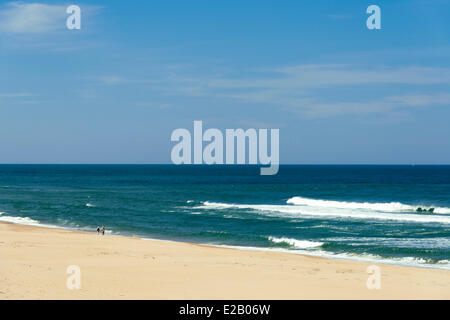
xmin=0 ymin=222 xmax=448 ymax=300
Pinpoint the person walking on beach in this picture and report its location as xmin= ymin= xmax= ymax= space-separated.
xmin=101 ymin=226 xmax=105 ymax=236
xmin=96 ymin=226 xmax=100 ymax=235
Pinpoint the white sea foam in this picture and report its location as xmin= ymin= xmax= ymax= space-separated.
xmin=0 ymin=212 xmax=104 ymax=232
xmin=268 ymin=237 xmax=323 ymax=249
xmin=0 ymin=211 xmax=62 ymax=228
xmin=141 ymin=237 xmax=168 ymax=242
xmin=287 ymin=196 xmax=450 ymax=214
xmin=0 ymin=215 xmax=42 ymax=226
xmin=197 ymin=200 xmax=450 ymax=224
xmin=325 ymin=237 xmax=450 ymax=250
xmin=214 ymin=244 xmax=450 ymax=270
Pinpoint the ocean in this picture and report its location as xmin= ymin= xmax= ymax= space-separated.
xmin=1 ymin=165 xmax=449 ymax=269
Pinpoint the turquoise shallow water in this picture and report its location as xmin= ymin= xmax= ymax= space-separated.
xmin=1 ymin=165 xmax=449 ymax=269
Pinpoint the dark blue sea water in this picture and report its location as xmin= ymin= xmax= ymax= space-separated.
xmin=1 ymin=165 xmax=449 ymax=269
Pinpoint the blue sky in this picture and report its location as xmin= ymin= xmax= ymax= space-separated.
xmin=0 ymin=0 xmax=449 ymax=164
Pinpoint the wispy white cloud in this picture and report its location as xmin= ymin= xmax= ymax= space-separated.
xmin=386 ymin=93 xmax=450 ymax=107
xmin=0 ymin=92 xmax=42 ymax=106
xmin=205 ymin=65 xmax=450 ymax=89
xmin=0 ymin=2 xmax=66 ymax=33
xmin=0 ymin=2 xmax=102 ymax=35
xmin=0 ymin=92 xmax=33 ymax=98
xmin=146 ymin=64 xmax=450 ymax=117
xmin=286 ymin=93 xmax=450 ymax=118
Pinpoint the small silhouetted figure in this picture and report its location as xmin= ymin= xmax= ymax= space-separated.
xmin=96 ymin=226 xmax=100 ymax=235
xmin=101 ymin=226 xmax=105 ymax=236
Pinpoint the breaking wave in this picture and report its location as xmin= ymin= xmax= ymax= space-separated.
xmin=287 ymin=196 xmax=450 ymax=214
xmin=268 ymin=237 xmax=324 ymax=249
xmin=0 ymin=212 xmax=43 ymax=227
xmin=197 ymin=199 xmax=450 ymax=224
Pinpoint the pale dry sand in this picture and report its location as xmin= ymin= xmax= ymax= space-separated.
xmin=0 ymin=222 xmax=449 ymax=300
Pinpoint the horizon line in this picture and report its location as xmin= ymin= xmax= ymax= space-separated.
xmin=0 ymin=163 xmax=450 ymax=166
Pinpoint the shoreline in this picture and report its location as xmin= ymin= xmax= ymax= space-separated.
xmin=1 ymin=221 xmax=449 ymax=299
xmin=1 ymin=217 xmax=448 ymax=271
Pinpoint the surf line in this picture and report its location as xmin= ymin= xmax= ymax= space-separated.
xmin=170 ymin=121 xmax=279 ymax=175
